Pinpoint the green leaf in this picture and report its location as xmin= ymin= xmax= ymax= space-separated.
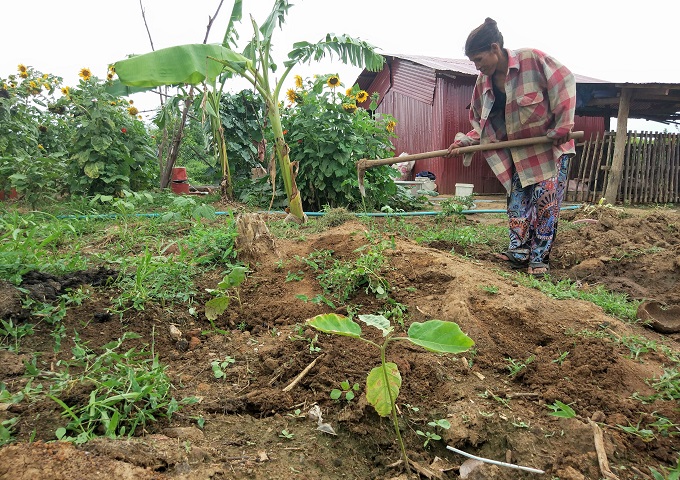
xmin=366 ymin=362 xmax=401 ymax=417
xmin=407 ymin=320 xmax=474 ymax=354
xmin=205 ymin=297 xmax=230 ymax=321
xmin=330 ymin=389 xmax=342 ymax=400
xmin=358 ymin=314 xmax=393 ymax=336
xmin=83 ymin=163 xmax=101 ymax=179
xmin=548 ymin=401 xmax=576 ymax=418
xmin=55 ymin=427 xmax=67 ymax=440
xmin=115 ymin=44 xmax=251 ymax=88
xmin=307 ymin=313 xmax=361 ymax=338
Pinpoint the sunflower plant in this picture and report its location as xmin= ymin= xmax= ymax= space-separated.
xmin=0 ymin=65 xmax=70 ymax=205
xmin=112 ymin=0 xmax=385 ymax=223
xmin=280 ymin=75 xmax=407 ymax=211
xmin=51 ymin=70 xmax=157 ymax=196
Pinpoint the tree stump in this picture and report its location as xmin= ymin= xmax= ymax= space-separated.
xmin=235 ymin=213 xmax=280 ymax=265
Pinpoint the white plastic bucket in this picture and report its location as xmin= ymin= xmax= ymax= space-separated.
xmin=455 ymin=183 xmax=474 ymax=197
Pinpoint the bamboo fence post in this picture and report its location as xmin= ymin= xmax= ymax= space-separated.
xmin=650 ymin=132 xmax=660 ymax=203
xmin=579 ymin=133 xmax=594 ymax=202
xmin=589 ymin=132 xmax=604 ymax=203
xmin=643 ymin=132 xmax=653 ymax=203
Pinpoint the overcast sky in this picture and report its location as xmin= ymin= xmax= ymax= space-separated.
xmin=3 ymin=0 xmax=678 ymax=132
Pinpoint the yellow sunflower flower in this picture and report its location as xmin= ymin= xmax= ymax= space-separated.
xmin=19 ymin=72 xmax=28 ymax=79
xmin=61 ymin=86 xmax=70 ymax=96
xmin=286 ymin=89 xmax=298 ymax=104
xmin=128 ymin=99 xmax=134 ymax=105
xmin=327 ymin=75 xmax=340 ymax=88
xmin=107 ymin=73 xmax=114 ymax=80
xmin=356 ymin=90 xmax=369 ymax=103
xmin=294 ymin=75 xmax=303 ymax=88
xmin=78 ymin=68 xmax=92 ymax=81
xmin=128 ymin=106 xmax=139 ymax=116
xmin=38 ymin=144 xmax=44 ymax=150
xmin=29 ymin=81 xmax=38 ymax=89
xmin=42 ymin=74 xmax=48 ymax=79
xmin=342 ymin=103 xmax=357 ymax=113
xmin=18 ymin=64 xmax=27 ymax=73
xmin=386 ymin=120 xmax=396 ymax=133
xmin=138 ymin=115 xmax=142 ymax=120
xmin=345 ymin=88 xmax=354 ymax=97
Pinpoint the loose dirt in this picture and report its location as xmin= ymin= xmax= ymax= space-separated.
xmin=1 ymin=201 xmax=679 ymax=480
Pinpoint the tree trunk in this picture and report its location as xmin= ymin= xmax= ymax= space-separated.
xmin=160 ymin=88 xmax=195 ymax=189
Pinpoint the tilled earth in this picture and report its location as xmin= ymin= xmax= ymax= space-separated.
xmin=0 ymin=201 xmax=679 ymax=480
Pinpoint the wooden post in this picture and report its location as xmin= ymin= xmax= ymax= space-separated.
xmin=603 ymin=88 xmax=632 ymax=204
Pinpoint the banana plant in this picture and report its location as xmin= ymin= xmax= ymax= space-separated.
xmin=113 ymin=0 xmax=384 ymax=222
xmin=307 ymin=313 xmax=474 ymax=473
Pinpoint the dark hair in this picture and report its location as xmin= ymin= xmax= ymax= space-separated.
xmin=464 ymin=17 xmax=504 ymax=56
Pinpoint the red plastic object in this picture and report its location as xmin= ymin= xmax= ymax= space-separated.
xmin=171 ymin=182 xmax=190 ymax=194
xmin=171 ymin=167 xmax=188 ymax=181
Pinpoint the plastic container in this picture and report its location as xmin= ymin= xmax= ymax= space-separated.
xmin=171 ymin=167 xmax=188 ymax=181
xmin=394 ymin=180 xmax=421 ymax=195
xmin=455 ymin=183 xmax=474 ymax=197
xmin=171 ymin=182 xmax=190 ymax=194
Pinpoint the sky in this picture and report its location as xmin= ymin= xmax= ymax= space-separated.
xmin=3 ymin=0 xmax=679 ymax=132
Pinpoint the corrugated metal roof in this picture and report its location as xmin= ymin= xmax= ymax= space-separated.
xmin=383 ymin=53 xmax=609 ymax=84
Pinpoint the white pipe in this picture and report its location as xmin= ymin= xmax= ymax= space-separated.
xmin=446 ymin=445 xmax=545 ymax=475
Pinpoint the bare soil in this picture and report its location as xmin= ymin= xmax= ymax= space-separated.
xmin=1 ymin=200 xmax=679 ymax=480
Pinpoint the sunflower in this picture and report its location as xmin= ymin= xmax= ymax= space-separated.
xmin=386 ymin=120 xmax=396 ymax=133
xmin=345 ymin=88 xmax=354 ymax=97
xmin=18 ymin=64 xmax=27 ymax=73
xmin=356 ymin=90 xmax=369 ymax=103
xmin=107 ymin=73 xmax=114 ymax=80
xmin=128 ymin=99 xmax=134 ymax=105
xmin=19 ymin=72 xmax=28 ymax=79
xmin=128 ymin=106 xmax=139 ymax=116
xmin=286 ymin=88 xmax=298 ymax=104
xmin=61 ymin=86 xmax=70 ymax=96
xmin=294 ymin=75 xmax=303 ymax=89
xmin=29 ymin=81 xmax=38 ymax=89
xmin=78 ymin=68 xmax=92 ymax=81
xmin=326 ymin=75 xmax=340 ymax=88
xmin=342 ymin=103 xmax=357 ymax=113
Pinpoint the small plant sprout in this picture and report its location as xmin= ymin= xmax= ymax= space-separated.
xmin=279 ymin=429 xmax=294 ymax=440
xmin=211 ymin=356 xmax=236 ymax=379
xmin=417 ymin=418 xmax=451 ymax=448
xmin=204 ymin=265 xmax=247 ymax=321
xmin=330 ymin=380 xmax=360 ymax=402
xmin=480 ymin=285 xmax=499 ymax=295
xmin=505 ymin=354 xmax=535 ymax=377
xmin=286 ymin=409 xmax=305 ymax=419
xmin=618 ymin=420 xmax=656 ymax=442
xmin=546 ymin=400 xmax=576 ymax=418
xmin=552 ymin=351 xmax=570 ymax=365
xmin=306 ymin=313 xmax=473 ymax=473
xmin=416 ymin=429 xmax=441 ymax=448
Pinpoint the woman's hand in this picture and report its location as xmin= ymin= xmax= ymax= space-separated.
xmin=444 ymin=141 xmax=462 ymax=158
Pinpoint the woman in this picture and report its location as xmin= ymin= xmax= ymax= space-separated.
xmin=445 ymin=18 xmax=576 ymax=277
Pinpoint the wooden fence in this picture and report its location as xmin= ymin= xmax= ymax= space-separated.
xmin=566 ymin=131 xmax=680 ymax=204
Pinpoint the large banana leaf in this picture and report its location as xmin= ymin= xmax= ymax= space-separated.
xmin=285 ymin=34 xmax=385 ymax=71
xmin=114 ymin=44 xmax=252 ymax=88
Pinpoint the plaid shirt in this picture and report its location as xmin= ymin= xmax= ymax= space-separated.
xmin=457 ymin=48 xmax=576 ymax=192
